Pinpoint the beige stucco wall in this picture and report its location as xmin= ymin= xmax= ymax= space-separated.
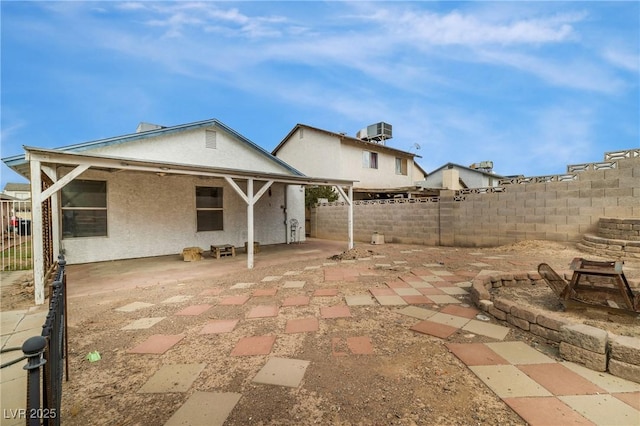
xmin=311 ymin=154 xmax=640 ymax=247
xmin=89 ymin=127 xmax=289 ymax=174
xmin=275 ymin=128 xmax=421 ymax=188
xmin=59 ymin=169 xmax=298 ymax=264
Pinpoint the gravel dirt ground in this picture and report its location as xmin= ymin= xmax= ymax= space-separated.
xmin=2 ymin=239 xmax=639 ymax=425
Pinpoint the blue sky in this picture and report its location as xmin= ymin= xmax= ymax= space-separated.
xmin=2 ymin=1 xmax=638 ymax=187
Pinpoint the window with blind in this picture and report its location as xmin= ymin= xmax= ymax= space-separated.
xmin=61 ymin=180 xmax=108 ymax=238
xmin=196 ymin=186 xmax=223 ymax=231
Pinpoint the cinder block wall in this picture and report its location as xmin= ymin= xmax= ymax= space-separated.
xmin=311 ymin=152 xmax=639 ymax=246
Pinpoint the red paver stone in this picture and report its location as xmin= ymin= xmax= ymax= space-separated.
xmin=247 ymin=305 xmax=280 ymax=318
xmin=410 ymin=321 xmax=458 ymax=339
xmin=219 ymin=295 xmax=251 ymax=305
xmin=440 ymin=304 xmax=480 ymax=319
xmin=517 ymin=364 xmax=607 ymax=396
xmin=445 ymin=343 xmax=509 ymax=366
xmin=401 ymin=295 xmax=434 ymax=305
xmin=387 ymin=280 xmax=411 ymax=288
xmin=369 ymin=288 xmax=396 ymax=296
xmin=199 ymin=288 xmax=223 ymax=296
xmin=200 ymin=319 xmax=239 ymax=334
xmin=175 ymin=304 xmax=212 ymax=316
xmin=418 ymin=288 xmax=445 ymax=295
xmin=347 ymin=337 xmax=374 ymax=355
xmin=253 ymin=288 xmax=278 ymax=297
xmin=285 ymin=317 xmax=319 ymax=333
xmin=231 ymin=335 xmax=276 ymax=356
xmin=128 ymin=334 xmax=185 ymax=354
xmin=503 ymin=397 xmax=595 ymax=426
xmin=313 ymin=288 xmax=339 ymax=297
xmin=321 ymin=305 xmax=352 ymax=319
xmin=613 ymin=392 xmax=640 ymax=411
xmin=282 ymin=295 xmax=310 ymax=307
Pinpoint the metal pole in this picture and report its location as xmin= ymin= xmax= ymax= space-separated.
xmin=22 ymin=336 xmax=47 ymax=426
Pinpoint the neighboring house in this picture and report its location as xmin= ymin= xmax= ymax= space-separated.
xmin=417 ymin=162 xmax=505 ymax=190
xmin=3 ymin=182 xmax=31 ymax=199
xmin=3 ymin=118 xmax=355 ymax=304
xmin=272 ymin=123 xmax=428 ymax=200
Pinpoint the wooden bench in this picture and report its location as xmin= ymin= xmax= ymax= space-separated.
xmin=211 ymin=244 xmax=235 ymax=259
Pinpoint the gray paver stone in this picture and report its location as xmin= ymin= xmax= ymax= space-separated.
xmin=560 ymin=323 xmax=608 ymax=354
xmin=536 ymin=312 xmax=570 ymax=331
xmin=608 ymin=333 xmax=640 ymax=365
xmin=559 ymin=342 xmax=608 ymax=372
xmin=608 ymin=358 xmax=640 ymax=384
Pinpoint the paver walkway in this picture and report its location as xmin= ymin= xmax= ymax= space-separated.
xmin=2 ymin=241 xmax=639 ymax=425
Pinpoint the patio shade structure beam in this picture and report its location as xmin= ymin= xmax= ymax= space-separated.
xmin=18 ymin=147 xmax=355 ymax=305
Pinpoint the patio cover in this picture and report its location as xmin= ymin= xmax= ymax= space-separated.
xmin=15 ymin=147 xmax=356 ymax=305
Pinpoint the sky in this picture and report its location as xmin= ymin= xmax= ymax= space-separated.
xmin=1 ymin=1 xmax=639 ymax=187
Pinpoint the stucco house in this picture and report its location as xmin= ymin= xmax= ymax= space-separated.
xmin=417 ymin=162 xmax=505 ymax=191
xmin=2 ymin=182 xmax=31 ymax=200
xmin=3 ymin=118 xmax=355 ymax=304
xmin=272 ymin=123 xmax=428 ymax=200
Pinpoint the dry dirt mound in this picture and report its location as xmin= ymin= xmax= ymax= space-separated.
xmin=328 ymin=247 xmax=378 ymax=260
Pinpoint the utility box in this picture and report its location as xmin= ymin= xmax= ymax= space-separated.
xmin=371 ymin=233 xmax=385 ymax=245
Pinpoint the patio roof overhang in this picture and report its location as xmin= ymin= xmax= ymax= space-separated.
xmin=20 ymin=146 xmax=356 ymax=305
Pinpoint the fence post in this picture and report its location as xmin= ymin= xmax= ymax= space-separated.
xmin=22 ymin=335 xmax=47 ymax=426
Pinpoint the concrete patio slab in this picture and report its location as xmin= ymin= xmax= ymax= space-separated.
xmin=395 ymin=306 xmax=438 ymax=320
xmin=161 ymin=295 xmax=193 ymax=304
xmin=261 ymin=276 xmax=282 ymax=282
xmin=252 ymin=357 xmax=310 ymax=387
xmin=121 ymin=317 xmax=165 ymax=330
xmin=138 ymin=363 xmax=206 ymax=393
xmin=428 ymin=312 xmax=471 ymax=329
xmin=393 ymin=287 xmax=422 ymax=296
xmin=283 ymin=271 xmax=302 ymax=276
xmin=462 ymin=320 xmax=511 ymax=340
xmin=345 ymin=295 xmax=376 ymax=306
xmin=558 ymin=394 xmax=640 ymax=425
xmin=230 ymin=282 xmax=254 ymax=289
xmin=128 ymin=334 xmax=185 ymax=354
xmin=401 ymin=295 xmax=434 ymax=305
xmin=282 ymin=281 xmax=305 ymax=289
xmin=374 ymin=295 xmax=408 ymax=306
xmin=115 ymin=301 xmax=155 ymax=312
xmin=469 ymin=365 xmax=553 ymax=398
xmin=613 ymin=392 xmax=640 ymax=411
xmin=165 ymin=391 xmax=242 ymax=426
xmin=486 ymin=342 xmax=556 ymax=365
xmin=440 ymin=287 xmax=468 ymax=295
xmin=561 ymin=362 xmax=640 ymax=393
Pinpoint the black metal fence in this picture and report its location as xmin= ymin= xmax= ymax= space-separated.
xmin=0 ymin=255 xmax=68 ymax=425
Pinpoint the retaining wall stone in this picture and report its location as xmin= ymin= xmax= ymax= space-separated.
xmin=559 ymin=342 xmax=608 ymax=372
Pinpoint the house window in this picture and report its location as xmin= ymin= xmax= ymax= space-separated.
xmin=196 ymin=186 xmax=223 ymax=231
xmin=395 ymin=158 xmax=408 ymax=175
xmin=61 ymin=180 xmax=107 ymax=238
xmin=362 ymin=151 xmax=378 ymax=169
